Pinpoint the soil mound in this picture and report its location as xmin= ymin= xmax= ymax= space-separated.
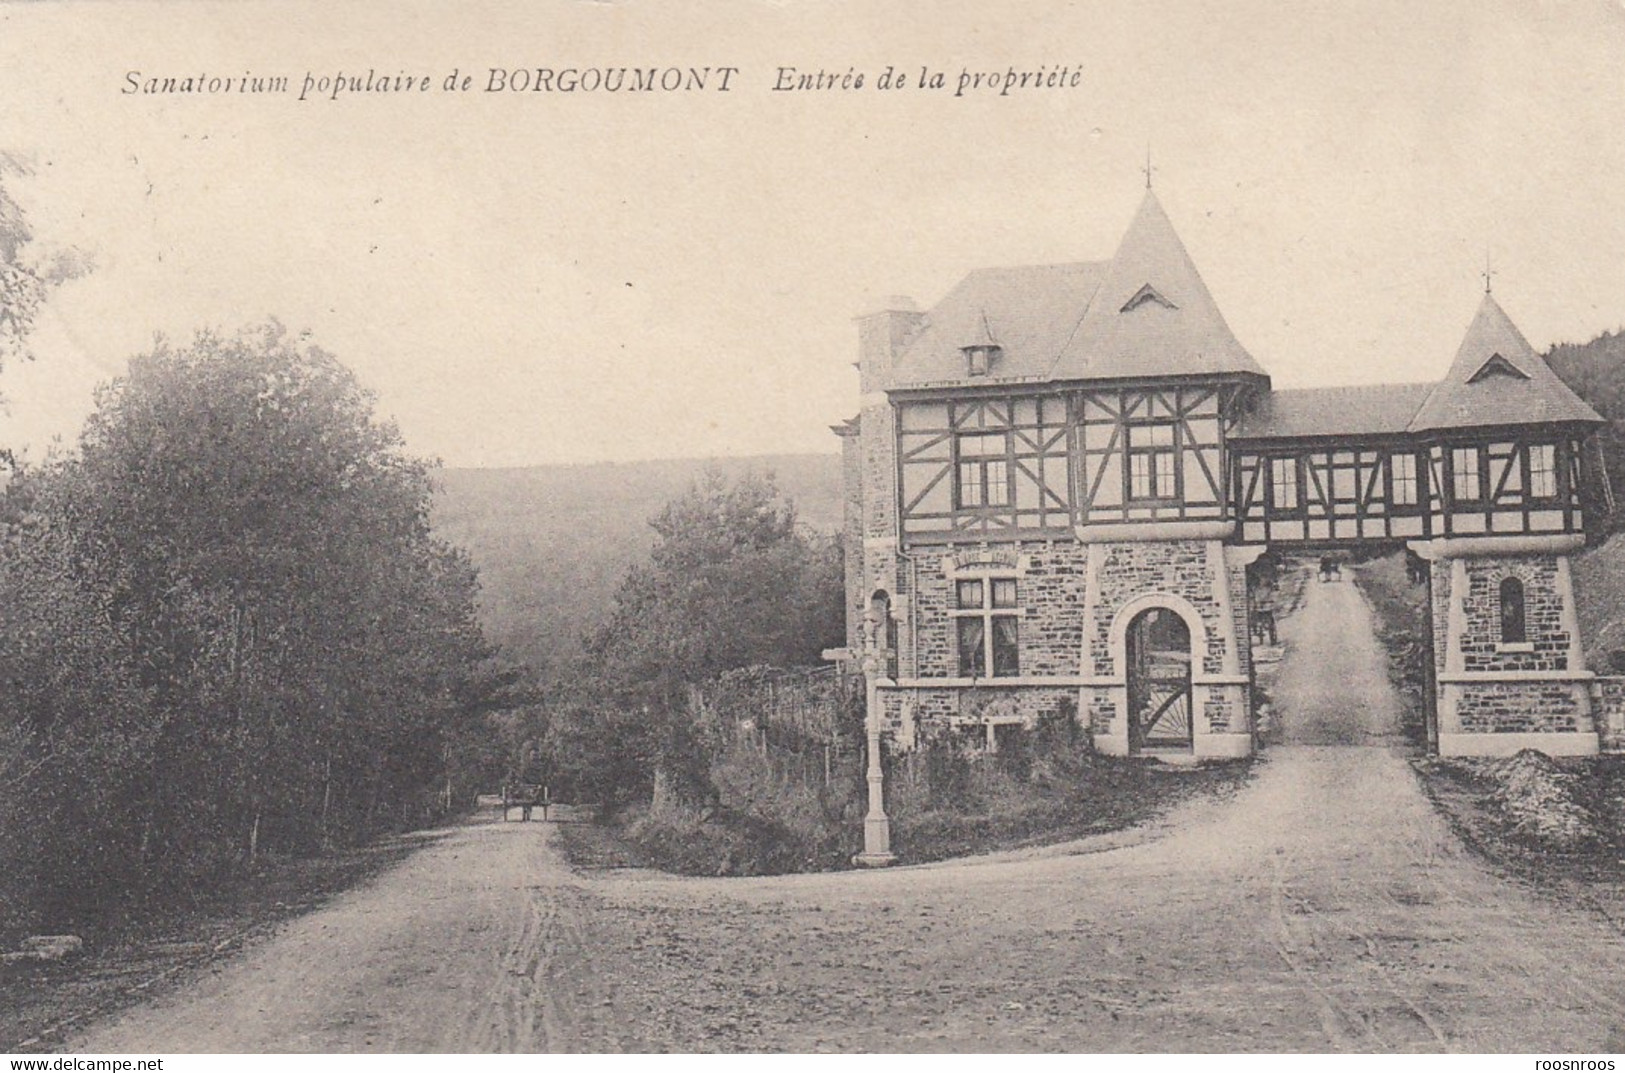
xmin=1483 ymin=749 xmax=1601 ymax=851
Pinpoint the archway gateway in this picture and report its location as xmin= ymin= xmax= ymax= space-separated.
xmin=835 ymin=182 xmax=1614 ymax=872
xmin=1126 ymin=607 xmax=1194 ymax=753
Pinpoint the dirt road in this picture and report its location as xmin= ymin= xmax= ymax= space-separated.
xmin=72 ymin=577 xmax=1625 ymax=1052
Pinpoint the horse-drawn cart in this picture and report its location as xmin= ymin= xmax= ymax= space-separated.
xmin=500 ymin=783 xmax=549 ymax=822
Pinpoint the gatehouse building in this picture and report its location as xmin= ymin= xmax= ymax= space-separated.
xmin=835 ymin=186 xmax=1612 ymax=760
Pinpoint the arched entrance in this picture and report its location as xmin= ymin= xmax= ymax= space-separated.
xmin=1126 ymin=606 xmax=1194 ymax=753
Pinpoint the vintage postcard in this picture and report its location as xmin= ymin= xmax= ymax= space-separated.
xmin=2 ymin=0 xmax=1625 ymax=1058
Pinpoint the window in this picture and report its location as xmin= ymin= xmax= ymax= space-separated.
xmin=1121 ymin=283 xmax=1177 ymax=312
xmin=1391 ymin=453 xmax=1418 ymax=506
xmin=1468 ymin=353 xmax=1529 ymax=383
xmin=955 ymin=577 xmax=1020 ymax=677
xmin=1529 ymin=444 xmax=1557 ymax=499
xmin=1451 ymin=446 xmax=1482 ymax=503
xmin=956 ymin=432 xmax=1010 ymax=509
xmin=1499 ymin=576 xmax=1526 ymax=645
xmin=1270 ymin=457 xmax=1298 ymax=511
xmin=1127 ymin=422 xmax=1178 ymax=501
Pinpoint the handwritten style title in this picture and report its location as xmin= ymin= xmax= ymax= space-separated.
xmin=120 ymin=64 xmax=1087 ymax=102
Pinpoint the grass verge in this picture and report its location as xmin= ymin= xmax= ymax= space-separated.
xmin=1349 ymin=555 xmax=1432 ymax=747
xmin=557 ymin=750 xmax=1255 ymax=877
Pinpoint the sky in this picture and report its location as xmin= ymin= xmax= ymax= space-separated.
xmin=1 ymin=0 xmax=1624 ymax=468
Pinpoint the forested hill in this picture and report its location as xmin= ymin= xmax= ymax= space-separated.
xmin=1550 ymin=328 xmax=1625 ymax=667
xmin=1549 ymin=328 xmax=1625 ymax=524
xmin=431 ymin=453 xmax=844 ymax=675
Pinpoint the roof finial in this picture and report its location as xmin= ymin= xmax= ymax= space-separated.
xmin=1483 ymin=249 xmax=1495 ymax=295
xmin=1142 ymin=144 xmax=1155 ymax=190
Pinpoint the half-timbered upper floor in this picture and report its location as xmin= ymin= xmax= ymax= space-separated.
xmin=1229 ymin=292 xmax=1601 ymax=547
xmin=845 ymin=187 xmax=1605 ymax=551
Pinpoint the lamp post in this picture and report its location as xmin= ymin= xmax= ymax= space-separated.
xmin=854 ymin=603 xmax=896 ymax=866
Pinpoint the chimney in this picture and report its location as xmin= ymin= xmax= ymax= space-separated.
xmin=856 ymin=295 xmax=924 ymax=394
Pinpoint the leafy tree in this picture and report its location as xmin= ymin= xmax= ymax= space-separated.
xmin=1549 ymin=331 xmax=1625 ymax=534
xmin=589 ymin=469 xmax=843 ymax=696
xmin=0 ymin=151 xmax=88 ymax=371
xmin=3 ymin=323 xmax=507 ymax=896
xmin=0 ymin=474 xmax=155 ymax=926
xmin=570 ymin=470 xmax=845 ymax=805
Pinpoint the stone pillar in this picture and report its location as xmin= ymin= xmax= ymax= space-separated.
xmin=1413 ymin=535 xmax=1598 ymax=756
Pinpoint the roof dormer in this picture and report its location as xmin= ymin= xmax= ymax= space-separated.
xmin=1121 ymin=283 xmax=1177 ymax=313
xmin=1467 ymin=353 xmax=1530 ymax=383
xmin=962 ymin=310 xmax=1001 ymax=377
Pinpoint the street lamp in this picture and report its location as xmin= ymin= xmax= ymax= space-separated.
xmin=854 ymin=602 xmax=896 ymax=866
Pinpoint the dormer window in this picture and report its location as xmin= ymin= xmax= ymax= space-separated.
xmin=1468 ymin=353 xmax=1530 ymax=383
xmin=1121 ymin=283 xmax=1177 ymax=313
xmin=962 ymin=311 xmax=1001 ymax=377
xmin=964 ymin=345 xmax=998 ymax=376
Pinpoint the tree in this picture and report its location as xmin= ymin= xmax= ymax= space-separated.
xmin=7 ymin=323 xmax=503 ymax=888
xmin=574 ymin=469 xmax=845 ymax=804
xmin=0 ymin=472 xmax=155 ymax=924
xmin=1549 ymin=331 xmax=1625 ymax=534
xmin=0 ymin=151 xmax=88 ymax=371
xmin=589 ymin=468 xmax=843 ymax=696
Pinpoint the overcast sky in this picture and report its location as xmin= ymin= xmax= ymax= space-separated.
xmin=1 ymin=0 xmax=1623 ymax=468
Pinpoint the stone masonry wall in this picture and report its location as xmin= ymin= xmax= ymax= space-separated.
xmin=1431 ymin=565 xmax=1450 ymax=681
xmin=1089 ymin=541 xmax=1231 ymax=677
xmin=1454 ymin=682 xmax=1583 ymax=733
xmin=839 ymin=426 xmax=863 ymax=652
xmin=879 ymin=687 xmax=1077 ymax=741
xmin=875 ymin=537 xmax=1250 ymax=746
xmin=1458 ymin=556 xmax=1568 ymax=673
xmin=1226 ymin=555 xmax=1253 ymax=682
xmin=902 ymin=540 xmax=1089 ymax=680
xmin=1438 ymin=551 xmax=1592 ymax=741
xmin=1593 ymin=678 xmax=1625 ymax=752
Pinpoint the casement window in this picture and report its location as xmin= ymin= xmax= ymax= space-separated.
xmin=1269 ymin=457 xmax=1299 ymax=511
xmin=1451 ymin=446 xmax=1482 ymax=503
xmin=1390 ymin=452 xmax=1419 ymax=506
xmin=1500 ymin=576 xmax=1527 ymax=645
xmin=954 ymin=577 xmax=1020 ymax=678
xmin=955 ymin=432 xmax=1010 ymax=509
xmin=1126 ymin=422 xmax=1178 ymax=501
xmin=1529 ymin=444 xmax=1558 ymax=499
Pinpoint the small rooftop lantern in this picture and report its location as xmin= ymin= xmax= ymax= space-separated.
xmin=962 ymin=310 xmax=1001 ymax=377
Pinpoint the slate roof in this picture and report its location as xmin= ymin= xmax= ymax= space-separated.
xmin=880 ymin=192 xmax=1601 ymax=442
xmin=1232 ymin=383 xmax=1434 ymax=440
xmin=885 ymin=190 xmax=1266 ymax=390
xmin=1407 ymin=293 xmax=1603 ymax=431
xmin=886 ymin=262 xmax=1107 ymax=388
xmin=1050 ymin=190 xmax=1267 ymax=381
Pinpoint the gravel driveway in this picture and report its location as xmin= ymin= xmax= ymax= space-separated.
xmin=72 ymin=577 xmax=1625 ymax=1052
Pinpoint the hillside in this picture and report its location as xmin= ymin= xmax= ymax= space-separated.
xmin=431 ymin=453 xmax=843 ymax=674
xmin=1573 ymin=534 xmax=1625 ymax=671
xmin=1548 ymin=329 xmax=1625 ymax=525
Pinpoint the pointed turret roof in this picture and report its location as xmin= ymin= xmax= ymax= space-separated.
xmin=1408 ymin=293 xmax=1602 ymax=431
xmin=1048 ymin=189 xmax=1266 ymax=381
